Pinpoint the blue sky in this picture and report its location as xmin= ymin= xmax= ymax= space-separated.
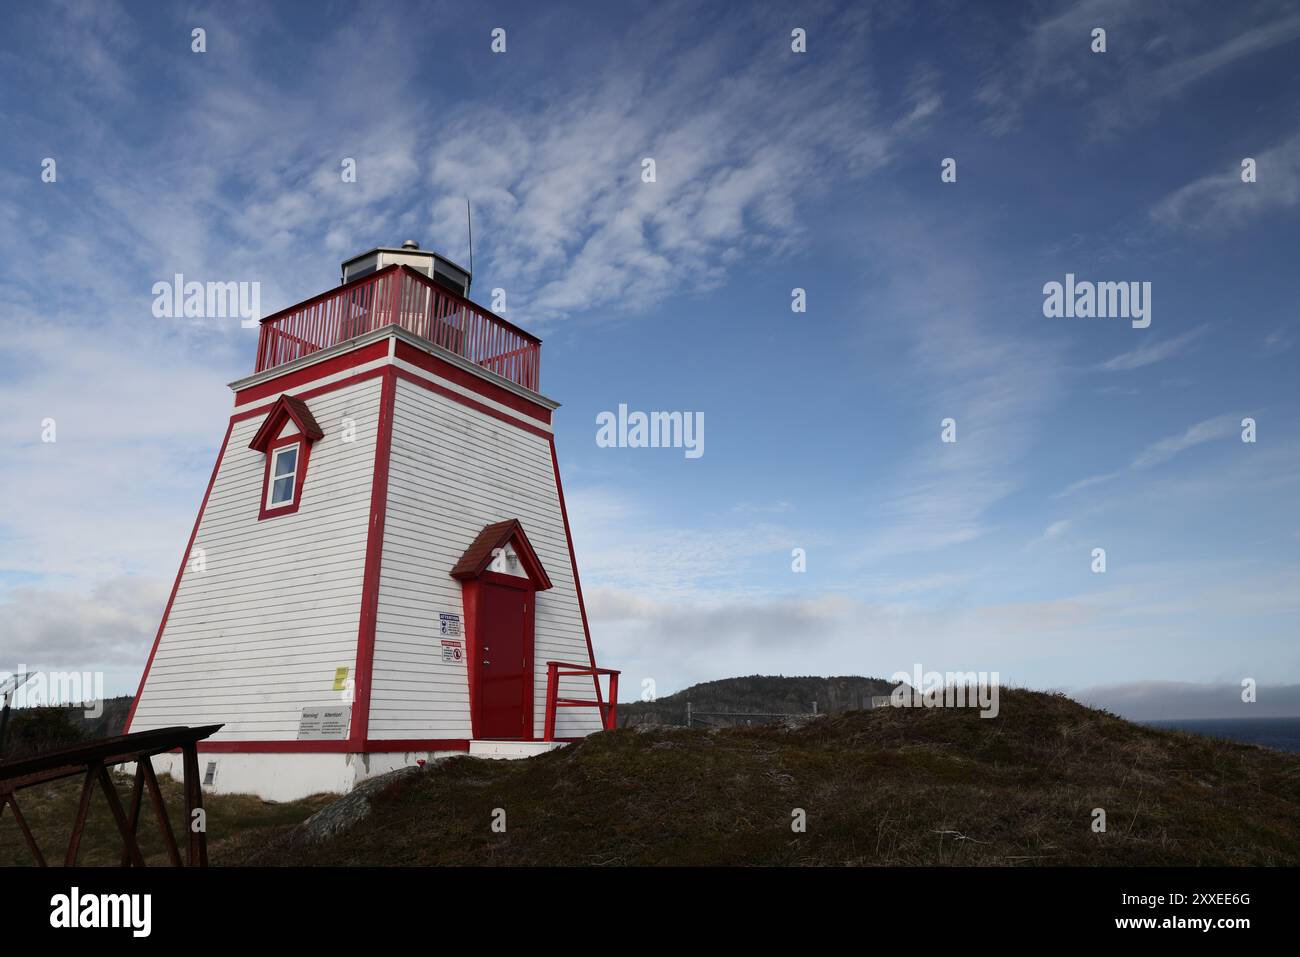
xmin=1 ymin=0 xmax=1297 ymax=718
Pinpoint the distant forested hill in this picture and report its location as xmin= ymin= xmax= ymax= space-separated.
xmin=0 ymin=695 xmax=133 ymax=758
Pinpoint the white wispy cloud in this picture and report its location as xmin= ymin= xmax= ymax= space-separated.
xmin=1096 ymin=324 xmax=1209 ymax=371
xmin=1059 ymin=413 xmax=1241 ymax=496
xmin=848 ymin=228 xmax=1069 ymax=560
xmin=3 ymin=4 xmax=922 ymax=332
xmin=1263 ymin=327 xmax=1295 ymax=354
xmin=0 ymin=576 xmax=167 ymax=670
xmin=565 ymin=486 xmax=805 ymax=601
xmin=1151 ymin=131 xmax=1300 ymax=231
xmin=1027 ymin=519 xmax=1072 ymax=549
xmin=1143 ymin=12 xmax=1300 ymax=102
xmin=894 ymin=65 xmax=943 ymax=134
xmin=423 ymin=10 xmax=902 ymax=322
xmin=730 ymin=501 xmax=793 ymax=515
xmin=975 ymin=0 xmax=1143 ymax=135
xmin=1130 ymin=414 xmax=1241 ymax=469
xmin=977 ymin=1 xmax=1300 ymax=137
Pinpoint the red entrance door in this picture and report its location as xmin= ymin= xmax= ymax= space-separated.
xmin=476 ymin=583 xmax=531 ymax=738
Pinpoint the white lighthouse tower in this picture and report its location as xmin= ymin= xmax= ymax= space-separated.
xmin=125 ymin=243 xmax=618 ymax=800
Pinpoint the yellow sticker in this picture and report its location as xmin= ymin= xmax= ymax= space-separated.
xmin=332 ymin=667 xmax=350 ymax=691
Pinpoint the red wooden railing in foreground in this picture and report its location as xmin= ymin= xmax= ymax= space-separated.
xmin=542 ymin=661 xmax=621 ymax=741
xmin=255 ymin=263 xmax=542 ymax=391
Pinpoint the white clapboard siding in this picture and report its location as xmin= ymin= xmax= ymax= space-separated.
xmin=130 ymin=377 xmax=383 ymax=740
xmin=369 ymin=377 xmax=604 ymax=739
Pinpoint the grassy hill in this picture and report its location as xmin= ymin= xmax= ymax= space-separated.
xmin=228 ymin=688 xmax=1300 ymax=866
xmin=6 ymin=685 xmax=1299 ymax=866
xmin=619 ymin=674 xmax=897 ymax=727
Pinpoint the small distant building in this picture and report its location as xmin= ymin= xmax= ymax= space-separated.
xmin=125 ymin=243 xmax=616 ymax=800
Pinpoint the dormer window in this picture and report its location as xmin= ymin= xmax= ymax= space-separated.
xmin=268 ymin=445 xmax=299 ymax=507
xmin=248 ymin=394 xmax=324 ymax=521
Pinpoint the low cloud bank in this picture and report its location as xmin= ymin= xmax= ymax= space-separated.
xmin=1071 ymin=681 xmax=1300 ymax=720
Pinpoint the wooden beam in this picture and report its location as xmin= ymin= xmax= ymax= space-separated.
xmin=0 ymin=794 xmax=46 ymax=866
xmin=181 ymin=745 xmax=208 ymax=867
xmin=98 ymin=765 xmax=145 ymax=867
xmin=65 ymin=766 xmax=97 ymax=866
xmin=141 ymin=758 xmax=182 ymax=867
xmin=120 ymin=764 xmax=145 ymax=867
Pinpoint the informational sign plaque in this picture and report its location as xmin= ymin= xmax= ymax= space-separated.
xmin=297 ymin=706 xmax=351 ymax=740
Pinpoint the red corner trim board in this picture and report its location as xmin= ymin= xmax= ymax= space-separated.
xmin=347 ymin=367 xmax=397 ymax=747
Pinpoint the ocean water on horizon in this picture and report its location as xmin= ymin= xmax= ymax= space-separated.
xmin=1142 ymin=717 xmax=1300 ymax=753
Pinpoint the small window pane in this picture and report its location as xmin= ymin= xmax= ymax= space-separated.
xmin=274 ymin=447 xmax=298 ymax=477
xmin=271 ymin=475 xmax=295 ymax=505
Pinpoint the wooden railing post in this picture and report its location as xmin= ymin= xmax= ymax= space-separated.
xmin=120 ymin=764 xmax=145 ymax=866
xmin=65 ymin=766 xmax=96 ymax=866
xmin=605 ymin=672 xmax=619 ymax=730
xmin=387 ymin=271 xmax=400 ymax=331
xmin=182 ymin=744 xmax=207 ymax=867
xmin=141 ymin=757 xmax=182 ymax=867
xmin=543 ymin=662 xmax=559 ymax=741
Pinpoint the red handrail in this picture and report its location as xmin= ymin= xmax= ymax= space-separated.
xmin=254 ymin=265 xmax=541 ymax=391
xmin=542 ymin=661 xmax=620 ymax=741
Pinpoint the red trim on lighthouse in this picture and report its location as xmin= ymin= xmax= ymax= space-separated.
xmin=349 ymin=367 xmax=397 ymax=747
xmin=123 ymin=419 xmax=236 ymax=734
xmin=235 ymin=335 xmax=553 ymax=428
xmin=548 ymin=438 xmax=605 ymax=715
xmin=234 ymin=340 xmax=391 ymax=406
xmin=233 ymin=368 xmax=387 ymax=426
xmin=392 ymin=339 xmax=552 ymax=424
xmin=236 ymin=360 xmax=549 ymax=443
xmin=392 ymin=368 xmax=551 ymax=439
xmin=192 ymin=738 xmax=471 ymax=754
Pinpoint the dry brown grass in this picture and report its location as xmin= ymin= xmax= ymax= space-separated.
xmin=0 ymin=769 xmax=332 ymax=867
xmin=227 ymin=689 xmax=1300 ymax=866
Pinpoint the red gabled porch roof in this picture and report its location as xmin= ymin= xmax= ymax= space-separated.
xmin=450 ymin=519 xmax=553 ymax=590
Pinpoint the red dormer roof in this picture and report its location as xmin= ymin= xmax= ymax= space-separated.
xmin=450 ymin=519 xmax=552 ymax=590
xmin=248 ymin=394 xmax=324 ymax=452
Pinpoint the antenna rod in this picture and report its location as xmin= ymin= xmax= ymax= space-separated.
xmin=466 ymin=198 xmax=474 ymax=279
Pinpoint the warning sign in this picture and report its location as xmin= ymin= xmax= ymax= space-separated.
xmin=441 ymin=639 xmax=464 ymax=663
xmin=438 ymin=613 xmax=462 ymax=637
xmin=297 ymin=706 xmax=351 ymax=740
